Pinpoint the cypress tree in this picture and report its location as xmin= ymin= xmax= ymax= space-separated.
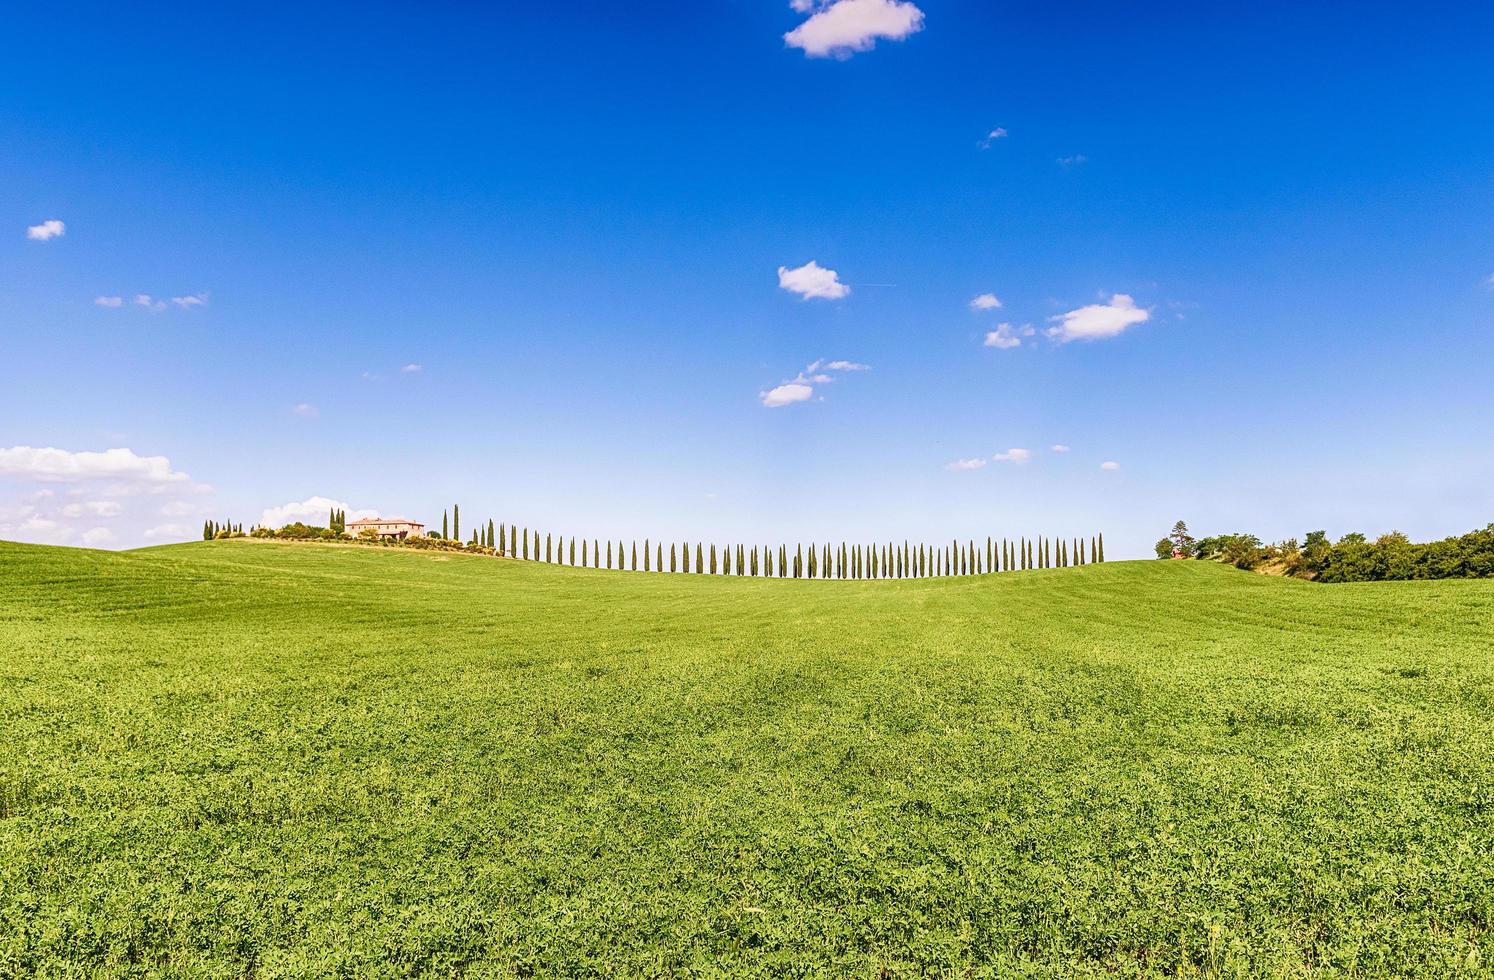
xmin=710 ymin=544 xmax=718 ymax=575
xmin=691 ymin=542 xmax=699 ymax=573
xmin=543 ymin=533 xmax=550 ymax=563
xmin=670 ymin=543 xmax=677 ymax=573
xmin=605 ymin=539 xmax=611 ymax=569
xmin=487 ymin=519 xmax=495 ymax=549
xmin=568 ymin=537 xmax=575 ymax=565
xmin=442 ymin=511 xmax=449 ymax=539
xmin=657 ymin=542 xmax=663 ymax=571
xmin=453 ymin=505 xmax=460 ymax=542
xmin=643 ymin=539 xmax=650 ymax=571
xmin=1098 ymin=533 xmax=1105 ymax=562
xmin=632 ymin=541 xmax=638 ymax=571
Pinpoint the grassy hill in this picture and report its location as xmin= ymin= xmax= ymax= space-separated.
xmin=2 ymin=539 xmax=1492 ymax=977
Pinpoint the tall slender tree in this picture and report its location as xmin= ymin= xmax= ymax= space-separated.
xmin=1098 ymin=533 xmax=1105 ymax=562
xmin=442 ymin=510 xmax=449 ymax=540
xmin=632 ymin=541 xmax=638 ymax=571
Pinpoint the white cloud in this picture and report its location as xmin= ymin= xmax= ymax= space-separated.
xmin=979 ymin=128 xmax=1008 ymax=149
xmin=143 ymin=523 xmax=193 ymax=540
xmin=1051 ymin=444 xmax=1071 ymax=453
xmin=992 ymin=448 xmax=1032 ymax=464
xmin=171 ymin=293 xmax=208 ymax=310
xmin=61 ymin=500 xmax=124 ymax=519
xmin=0 ymin=446 xmax=191 ymax=484
xmin=159 ymin=499 xmax=198 ymax=518
xmin=759 ymin=357 xmax=870 ymax=408
xmin=94 ymin=296 xmax=124 ymax=308
xmin=260 ymin=495 xmax=377 ymax=529
xmin=400 ymin=363 xmax=422 ymax=373
xmin=1100 ymin=460 xmax=1120 ymax=471
xmin=134 ymin=294 xmax=167 ymax=313
xmin=26 ymin=219 xmax=65 ymax=241
xmin=778 ymin=260 xmax=850 ymax=300
xmin=1046 ymin=294 xmax=1150 ymax=343
xmin=760 ymin=382 xmax=814 ymax=408
xmin=969 ymin=293 xmax=1002 ymax=311
xmin=292 ymin=403 xmax=319 ymax=418
xmin=785 ymin=0 xmax=924 ymax=58
xmin=945 ymin=458 xmax=987 ymax=471
xmin=81 ymin=527 xmax=116 ymax=547
xmin=1057 ymin=154 xmax=1088 ymax=168
xmin=983 ymin=323 xmax=1034 ymax=349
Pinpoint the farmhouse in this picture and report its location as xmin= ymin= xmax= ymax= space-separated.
xmin=347 ymin=517 xmax=425 ymax=540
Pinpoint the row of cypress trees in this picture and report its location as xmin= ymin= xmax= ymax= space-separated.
xmin=202 ymin=520 xmax=244 ymax=539
xmin=472 ymin=524 xmax=1104 ymax=577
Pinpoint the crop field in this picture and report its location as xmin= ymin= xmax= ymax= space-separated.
xmin=1 ymin=539 xmax=1492 ymax=977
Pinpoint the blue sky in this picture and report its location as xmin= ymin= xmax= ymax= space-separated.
xmin=3 ymin=0 xmax=1493 ymax=557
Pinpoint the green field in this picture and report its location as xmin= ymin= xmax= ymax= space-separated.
xmin=2 ymin=539 xmax=1492 ymax=977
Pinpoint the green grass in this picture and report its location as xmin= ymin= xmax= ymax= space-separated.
xmin=2 ymin=539 xmax=1492 ymax=977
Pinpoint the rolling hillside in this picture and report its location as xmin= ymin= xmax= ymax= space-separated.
xmin=2 ymin=539 xmax=1492 ymax=976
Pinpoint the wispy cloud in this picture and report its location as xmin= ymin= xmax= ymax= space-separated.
xmin=778 ymin=260 xmax=850 ymax=300
xmin=143 ymin=523 xmax=193 ymax=540
xmin=983 ymin=323 xmax=1034 ymax=349
xmin=1100 ymin=460 xmax=1120 ymax=471
xmin=0 ymin=446 xmax=191 ymax=484
xmin=26 ymin=219 xmax=65 ymax=241
xmin=969 ymin=292 xmax=1002 ymax=311
xmin=400 ymin=363 xmax=422 ymax=374
xmin=1057 ymin=154 xmax=1088 ymax=169
xmin=784 ymin=0 xmax=925 ymax=59
xmin=292 ymin=403 xmax=319 ymax=418
xmin=61 ymin=500 xmax=124 ymax=519
xmin=1051 ymin=444 xmax=1071 ymax=453
xmin=978 ymin=127 xmax=1008 ymax=149
xmin=1046 ymin=294 xmax=1150 ymax=343
xmin=134 ymin=294 xmax=167 ymax=313
xmin=94 ymin=296 xmax=124 ymax=308
xmin=760 ymin=358 xmax=869 ymax=408
xmin=992 ymin=448 xmax=1032 ymax=464
xmin=171 ymin=293 xmax=208 ymax=310
xmin=945 ymin=457 xmax=988 ymax=471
